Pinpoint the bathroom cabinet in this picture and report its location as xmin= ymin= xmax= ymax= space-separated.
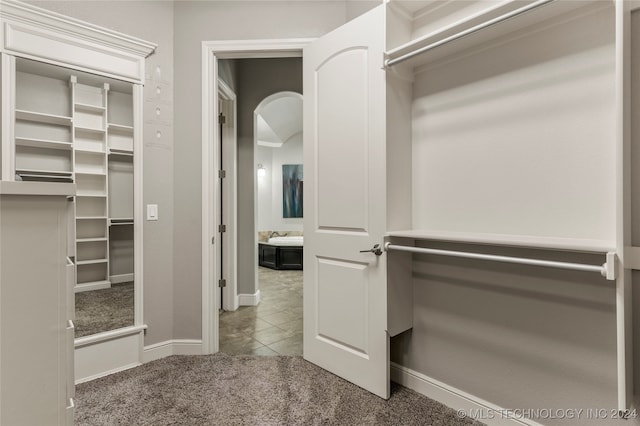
xmin=258 ymin=243 xmax=303 ymax=270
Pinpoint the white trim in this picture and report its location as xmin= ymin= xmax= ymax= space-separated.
xmin=74 ymin=280 xmax=111 ymax=293
xmin=0 ymin=0 xmax=156 ymax=83
xmin=201 ymin=38 xmax=313 ymax=355
xmin=390 ymin=363 xmax=544 ymax=426
xmin=132 ymin=83 xmax=144 ymax=334
xmin=110 ymin=273 xmax=134 ymax=284
xmin=238 ymin=290 xmax=261 ymax=307
xmin=75 ymin=362 xmax=140 ymax=385
xmin=74 ymin=325 xmax=147 ymax=348
xmin=143 ymin=339 xmax=204 ymax=363
xmin=75 ymin=331 xmax=144 ymax=383
xmin=1 ymin=54 xmax=15 ymax=181
xmin=219 ymin=81 xmax=239 ymax=312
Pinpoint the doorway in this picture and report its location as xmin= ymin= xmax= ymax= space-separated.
xmin=201 ymin=40 xmax=311 ymax=355
xmin=219 ymin=82 xmax=304 ymax=355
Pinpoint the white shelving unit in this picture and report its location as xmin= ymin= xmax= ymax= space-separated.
xmin=379 ymin=0 xmax=634 ymax=414
xmin=13 ymin=62 xmax=73 ymax=182
xmin=71 ymin=78 xmax=110 ymax=293
xmin=0 ymin=1 xmax=154 ymax=417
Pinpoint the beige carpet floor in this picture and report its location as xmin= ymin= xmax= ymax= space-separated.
xmin=75 ymin=354 xmax=485 ymax=426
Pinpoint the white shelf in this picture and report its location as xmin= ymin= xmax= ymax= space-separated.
xmin=75 ymin=171 xmax=106 ymax=176
xmin=386 ymin=230 xmax=615 ymax=254
xmin=75 ymin=259 xmax=108 ymax=266
xmin=109 ymin=218 xmax=134 ymax=226
xmin=15 ymin=109 xmax=72 ymax=126
xmin=76 ymin=216 xmax=107 ymax=220
xmin=75 ymin=126 xmax=105 ymax=134
xmin=74 ymin=280 xmax=111 ymax=293
xmin=108 ymin=149 xmax=133 ymax=157
xmin=75 ymin=148 xmax=106 ymax=154
xmin=75 ymin=194 xmax=106 ymax=198
xmin=74 ymin=103 xmax=105 ymax=113
xmin=385 ymin=0 xmax=594 ymax=69
xmin=16 ymin=168 xmax=72 ymax=176
xmin=15 ymin=137 xmax=72 ymax=150
xmin=76 ymin=238 xmax=107 ymax=243
xmin=0 ymin=181 xmax=75 ymax=196
xmin=108 ymin=123 xmax=134 ymax=133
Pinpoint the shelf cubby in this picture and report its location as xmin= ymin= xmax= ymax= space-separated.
xmin=75 ymin=241 xmax=107 ymax=262
xmin=108 ymin=124 xmax=134 ymax=152
xmin=15 ymin=145 xmax=71 ymax=175
xmin=76 ymin=262 xmax=108 ymax=284
xmin=15 ymin=69 xmax=71 ymax=118
xmin=76 ymin=218 xmax=107 ymax=240
xmin=75 ymin=174 xmax=106 ymax=196
xmin=74 ymin=128 xmax=106 ymax=153
xmin=76 ymin=197 xmax=107 ymax=218
xmin=15 ymin=120 xmax=71 ymax=144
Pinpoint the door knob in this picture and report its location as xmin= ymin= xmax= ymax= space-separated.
xmin=360 ymin=244 xmax=383 ymax=256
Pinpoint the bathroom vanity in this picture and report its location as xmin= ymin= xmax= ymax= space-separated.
xmin=258 ymin=238 xmax=303 ymax=270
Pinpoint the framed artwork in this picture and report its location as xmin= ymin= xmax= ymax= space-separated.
xmin=282 ymin=164 xmax=303 ymax=218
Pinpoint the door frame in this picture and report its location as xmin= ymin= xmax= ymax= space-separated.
xmin=201 ymin=38 xmax=314 ymax=354
xmin=218 ymin=79 xmax=237 ymax=312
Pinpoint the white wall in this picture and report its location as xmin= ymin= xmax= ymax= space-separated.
xmin=257 ymin=133 xmax=304 ymax=233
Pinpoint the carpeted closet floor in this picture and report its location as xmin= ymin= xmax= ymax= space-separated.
xmin=75 ymin=282 xmax=134 ymax=337
xmin=74 ymin=268 xmax=486 ymax=425
xmin=75 ymin=353 xmax=485 ymax=425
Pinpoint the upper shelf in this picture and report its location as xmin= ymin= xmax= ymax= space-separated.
xmin=15 ymin=109 xmax=72 ymax=126
xmin=385 ymin=229 xmax=615 ymax=254
xmin=0 ymin=181 xmax=75 ymax=196
xmin=385 ymin=0 xmax=604 ymax=70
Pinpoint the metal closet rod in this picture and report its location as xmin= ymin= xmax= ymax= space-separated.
xmin=385 ymin=0 xmax=556 ymax=68
xmin=384 ymin=242 xmax=615 ymax=280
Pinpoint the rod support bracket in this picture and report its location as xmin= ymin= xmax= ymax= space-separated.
xmin=603 ymin=252 xmax=617 ymax=280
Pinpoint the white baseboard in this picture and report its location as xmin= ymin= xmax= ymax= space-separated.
xmin=74 ymin=280 xmax=111 ymax=293
xmin=76 ymin=362 xmax=140 ymax=384
xmin=75 ymin=332 xmax=143 ymax=384
xmin=238 ymin=289 xmax=260 ymax=306
xmin=110 ymin=273 xmax=134 ymax=284
xmin=143 ymin=339 xmax=203 ymax=363
xmin=390 ymin=363 xmax=544 ymax=426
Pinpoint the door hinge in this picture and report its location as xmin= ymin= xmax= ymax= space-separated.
xmin=218 ymin=279 xmax=227 ymax=288
xmin=219 ymin=224 xmax=227 ymax=233
xmin=218 ymin=113 xmax=226 ymax=125
xmin=219 ymin=169 xmax=226 ymax=179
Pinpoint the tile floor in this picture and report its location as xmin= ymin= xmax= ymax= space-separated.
xmin=219 ymin=267 xmax=303 ymax=356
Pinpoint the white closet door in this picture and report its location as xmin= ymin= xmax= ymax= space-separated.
xmin=303 ymin=5 xmax=389 ymax=399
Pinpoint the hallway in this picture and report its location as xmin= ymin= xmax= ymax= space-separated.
xmin=219 ymin=267 xmax=303 ymax=355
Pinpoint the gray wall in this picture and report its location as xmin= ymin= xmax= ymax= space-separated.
xmin=30 ymin=0 xmax=348 ymax=344
xmin=172 ymin=1 xmax=348 ymax=339
xmin=234 ymin=58 xmax=302 ymax=295
xmin=29 ymin=1 xmax=176 ymax=346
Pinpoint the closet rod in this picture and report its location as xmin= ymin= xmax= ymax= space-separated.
xmin=385 ymin=0 xmax=555 ymax=68
xmin=384 ymin=242 xmax=615 ymax=280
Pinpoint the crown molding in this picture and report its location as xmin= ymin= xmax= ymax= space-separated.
xmin=0 ymin=0 xmax=156 ymax=82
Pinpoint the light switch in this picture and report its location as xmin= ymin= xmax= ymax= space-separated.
xmin=147 ymin=204 xmax=158 ymax=221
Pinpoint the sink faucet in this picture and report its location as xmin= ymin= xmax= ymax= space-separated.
xmin=269 ymin=231 xmax=287 ymax=238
